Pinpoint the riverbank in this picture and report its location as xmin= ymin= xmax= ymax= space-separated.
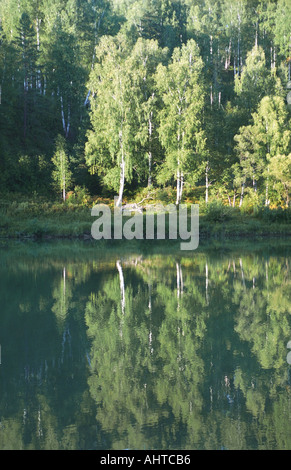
xmin=1 ymin=200 xmax=291 ymax=241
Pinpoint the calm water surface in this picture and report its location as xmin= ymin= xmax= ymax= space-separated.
xmin=0 ymin=240 xmax=291 ymax=450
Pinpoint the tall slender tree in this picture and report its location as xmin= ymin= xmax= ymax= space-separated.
xmin=155 ymin=39 xmax=206 ymax=204
xmin=14 ymin=12 xmax=38 ymax=141
xmin=85 ymin=34 xmax=141 ymax=206
xmin=52 ymin=134 xmax=72 ymax=201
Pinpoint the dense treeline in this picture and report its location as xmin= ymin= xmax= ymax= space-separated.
xmin=0 ymin=0 xmax=290 ymax=209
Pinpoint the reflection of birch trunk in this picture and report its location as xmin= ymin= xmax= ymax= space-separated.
xmin=176 ymin=262 xmax=183 ymax=299
xmin=148 ymin=281 xmax=152 ymax=312
xmin=177 ymin=262 xmax=180 ymax=300
xmin=116 ymin=260 xmax=125 ymax=315
xmin=61 ymin=326 xmax=71 ymax=363
xmin=265 ymin=260 xmax=269 ymax=299
xmin=205 ymin=262 xmax=209 ymax=305
xmin=148 ymin=282 xmax=153 ymax=354
xmin=60 ymin=267 xmax=67 ymax=321
xmin=38 ymin=408 xmax=43 ymax=438
xmin=63 ymin=266 xmax=66 ymax=296
xmin=239 ymin=258 xmax=245 ymax=289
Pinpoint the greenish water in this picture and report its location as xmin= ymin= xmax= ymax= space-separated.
xmin=0 ymin=239 xmax=291 ymax=450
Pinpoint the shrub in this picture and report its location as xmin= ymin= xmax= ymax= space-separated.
xmin=66 ymin=186 xmax=91 ymax=205
xmin=203 ymin=200 xmax=233 ymax=222
xmin=239 ymin=189 xmax=264 ymax=215
xmin=257 ymin=206 xmax=291 ymax=223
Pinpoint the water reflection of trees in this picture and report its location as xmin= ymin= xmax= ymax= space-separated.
xmin=0 ymin=245 xmax=291 ymax=449
xmin=85 ymin=250 xmax=291 ymax=450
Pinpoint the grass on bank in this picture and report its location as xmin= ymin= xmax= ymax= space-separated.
xmin=1 ymin=193 xmax=291 ymax=240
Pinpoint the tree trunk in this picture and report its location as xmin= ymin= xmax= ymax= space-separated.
xmin=62 ymin=178 xmax=66 ymax=201
xmin=265 ymin=166 xmax=270 ymax=206
xmin=148 ymin=151 xmax=152 ymax=187
xmin=36 ymin=16 xmax=42 ymax=93
xmin=176 ymin=166 xmax=181 ymax=205
xmin=116 ymin=260 xmax=125 ymax=315
xmin=239 ymin=179 xmax=245 ymax=207
xmin=180 ymin=171 xmax=184 ymax=202
xmin=60 ymin=95 xmax=70 ymax=138
xmin=148 ymin=112 xmax=153 ymax=187
xmin=253 ymin=173 xmax=257 ymax=192
xmin=116 ymin=130 xmax=125 ymax=208
xmin=205 ymin=162 xmax=209 ymax=204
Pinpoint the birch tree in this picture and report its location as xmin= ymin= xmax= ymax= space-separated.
xmin=129 ymin=38 xmax=168 ymax=187
xmin=235 ymin=95 xmax=291 ymax=205
xmin=85 ymin=34 xmax=140 ymax=207
xmin=41 ymin=0 xmax=89 ymax=138
xmin=52 ymin=134 xmax=72 ymax=201
xmin=155 ymin=39 xmax=206 ymax=205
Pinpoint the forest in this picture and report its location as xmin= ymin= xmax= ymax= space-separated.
xmin=0 ymin=0 xmax=290 ymax=216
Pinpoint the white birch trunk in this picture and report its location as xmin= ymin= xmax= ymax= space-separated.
xmin=60 ymin=95 xmax=66 ymax=134
xmin=36 ymin=17 xmax=42 ymax=92
xmin=253 ymin=173 xmax=257 ymax=192
xmin=176 ymin=167 xmax=181 ymax=205
xmin=84 ymin=90 xmax=91 ymax=107
xmin=148 ymin=112 xmax=153 ymax=187
xmin=205 ymin=162 xmax=209 ymax=204
xmin=63 ymin=177 xmax=66 ymax=201
xmin=60 ymin=95 xmax=70 ymax=138
xmin=116 ymin=130 xmax=125 ymax=208
xmin=265 ymin=166 xmax=270 ymax=206
xmin=148 ymin=151 xmax=152 ymax=187
xmin=179 ymin=171 xmax=184 ymax=203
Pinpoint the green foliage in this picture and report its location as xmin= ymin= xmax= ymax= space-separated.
xmin=66 ymin=185 xmax=91 ymax=205
xmin=202 ymin=199 xmax=233 ymax=222
xmin=239 ymin=189 xmax=264 ymax=215
xmin=51 ymin=135 xmax=72 ymax=200
xmin=258 ymin=206 xmax=291 ymax=223
xmin=0 ymin=0 xmax=290 ymax=213
xmin=1 ymin=243 xmax=291 ymax=448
